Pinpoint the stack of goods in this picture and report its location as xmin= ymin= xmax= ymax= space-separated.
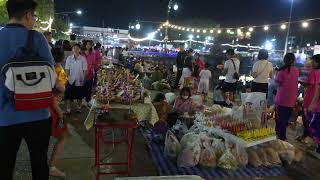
xmin=236 ymin=127 xmax=276 ymax=141
xmin=164 ymin=113 xmax=248 ymax=171
xmin=213 ymin=115 xmax=253 ymax=134
xmin=247 ymin=139 xmax=304 ymax=167
xmin=96 ymin=67 xmax=142 ymax=104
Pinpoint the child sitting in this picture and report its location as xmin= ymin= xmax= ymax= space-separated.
xmin=153 ymin=93 xmax=170 ymax=122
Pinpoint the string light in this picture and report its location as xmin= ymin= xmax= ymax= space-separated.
xmin=281 ymin=24 xmax=286 ymax=30
xmin=191 ymin=29 xmax=195 ymax=32
xmin=197 ymin=29 xmax=200 ymax=33
xmin=263 ymin=25 xmax=269 ymax=31
xmin=226 ymin=29 xmax=231 ymax=33
xmin=203 ymin=29 xmax=207 ymax=33
xmin=187 ymin=28 xmax=190 ymax=31
xmin=248 ymin=27 xmax=254 ymax=32
xmin=210 ymin=29 xmax=214 ymax=33
xmin=217 ymin=29 xmax=222 ymax=34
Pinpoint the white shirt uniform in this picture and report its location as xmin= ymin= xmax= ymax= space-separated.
xmin=65 ymin=55 xmax=88 ymax=86
xmin=252 ymin=60 xmax=273 ymax=83
xmin=224 ymin=58 xmax=240 ymax=83
xmin=198 ymin=69 xmax=212 ymax=93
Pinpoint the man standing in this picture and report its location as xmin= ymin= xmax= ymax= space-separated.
xmin=174 ymin=43 xmax=187 ymax=88
xmin=0 ymin=1 xmax=54 ymax=180
xmin=221 ymin=49 xmax=240 ymax=102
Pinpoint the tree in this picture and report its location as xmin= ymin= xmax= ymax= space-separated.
xmin=0 ymin=0 xmax=8 ymax=24
xmin=51 ymin=18 xmax=69 ymax=40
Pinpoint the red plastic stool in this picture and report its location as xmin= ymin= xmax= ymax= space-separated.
xmin=94 ymin=109 xmax=139 ymax=180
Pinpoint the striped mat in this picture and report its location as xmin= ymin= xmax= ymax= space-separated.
xmin=140 ymin=128 xmax=287 ymax=179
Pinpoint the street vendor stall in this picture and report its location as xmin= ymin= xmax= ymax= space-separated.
xmin=138 ymin=92 xmax=303 ymax=179
xmin=84 ymin=65 xmax=159 ymax=130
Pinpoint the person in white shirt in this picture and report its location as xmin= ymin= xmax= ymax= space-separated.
xmin=198 ymin=63 xmax=212 ymax=101
xmin=222 ymin=49 xmax=240 ymax=102
xmin=64 ymin=44 xmax=88 ymax=113
xmin=251 ymin=49 xmax=273 ymax=95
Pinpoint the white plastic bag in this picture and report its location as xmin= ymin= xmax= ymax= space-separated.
xmin=180 ymin=133 xmax=200 ymax=149
xmin=164 ymin=130 xmax=182 ymax=160
xmin=234 ymin=143 xmax=248 ymax=167
xmin=165 ymin=92 xmax=176 ymax=105
xmin=218 ymin=148 xmax=238 ymax=171
xmin=172 ymin=120 xmax=189 ymax=140
xmin=191 ymin=95 xmax=203 ymax=107
xmin=177 ymin=142 xmax=201 ymax=168
xmin=212 ymin=138 xmax=226 ymax=159
xmin=199 ymin=142 xmax=217 ymax=167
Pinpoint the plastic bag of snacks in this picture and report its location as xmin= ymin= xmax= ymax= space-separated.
xmin=256 ymin=148 xmax=272 ymax=166
xmin=172 ymin=120 xmax=189 ymax=140
xmin=165 ymin=92 xmax=176 ymax=105
xmin=180 ymin=133 xmax=201 ymax=149
xmin=199 ymin=141 xmax=217 ymax=167
xmin=234 ymin=143 xmax=248 ymax=167
xmin=264 ymin=148 xmax=282 ymax=165
xmin=164 ymin=130 xmax=181 ymax=160
xmin=218 ymin=147 xmax=238 ymax=171
xmin=177 ymin=142 xmax=201 ymax=168
xmin=212 ymin=138 xmax=225 ymax=159
xmin=247 ymin=148 xmax=262 ymax=167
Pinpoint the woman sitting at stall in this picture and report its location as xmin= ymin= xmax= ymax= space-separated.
xmin=173 ymin=87 xmax=195 ymax=116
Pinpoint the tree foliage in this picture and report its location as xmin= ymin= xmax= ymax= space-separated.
xmin=0 ymin=0 xmax=8 ymax=24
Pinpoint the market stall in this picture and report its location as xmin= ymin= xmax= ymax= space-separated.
xmin=84 ymin=64 xmax=159 ymax=130
xmin=139 ymin=92 xmax=303 ymax=179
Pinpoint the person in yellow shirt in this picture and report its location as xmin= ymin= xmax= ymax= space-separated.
xmin=48 ymin=48 xmax=69 ymax=177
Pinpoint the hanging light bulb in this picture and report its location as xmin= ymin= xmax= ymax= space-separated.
xmin=210 ymin=29 xmax=214 ymax=33
xmin=203 ymin=29 xmax=207 ymax=33
xmin=264 ymin=25 xmax=269 ymax=31
xmin=217 ymin=29 xmax=222 ymax=34
xmin=281 ymin=24 xmax=286 ymax=30
xmin=249 ymin=27 xmax=254 ymax=32
xmin=302 ymin=21 xmax=309 ymax=28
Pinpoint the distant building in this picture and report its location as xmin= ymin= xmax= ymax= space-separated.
xmin=71 ymin=26 xmax=129 ymax=47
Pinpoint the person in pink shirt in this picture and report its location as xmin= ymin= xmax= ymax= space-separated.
xmin=308 ymin=54 xmax=320 ymax=158
xmin=174 ymin=87 xmax=195 ymax=116
xmin=275 ymin=53 xmax=299 ymax=140
xmin=298 ymin=55 xmax=320 ymax=142
xmin=81 ymin=40 xmax=98 ymax=106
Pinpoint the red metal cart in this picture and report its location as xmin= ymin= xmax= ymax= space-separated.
xmin=94 ymin=108 xmax=139 ymax=180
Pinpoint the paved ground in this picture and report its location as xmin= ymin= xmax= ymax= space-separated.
xmin=12 ymin=99 xmax=320 ymax=180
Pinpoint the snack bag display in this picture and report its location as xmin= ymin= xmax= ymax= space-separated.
xmin=180 ymin=133 xmax=201 ymax=149
xmin=177 ymin=142 xmax=201 ymax=168
xmin=218 ymin=148 xmax=238 ymax=171
xmin=199 ymin=142 xmax=217 ymax=168
xmin=164 ymin=130 xmax=182 ymax=160
xmin=212 ymin=138 xmax=225 ymax=159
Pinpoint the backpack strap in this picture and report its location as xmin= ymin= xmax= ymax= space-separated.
xmin=230 ymin=58 xmax=237 ymax=72
xmin=22 ymin=30 xmax=35 ymax=56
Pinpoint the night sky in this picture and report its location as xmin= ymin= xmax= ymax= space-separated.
xmin=55 ymin=0 xmax=320 ymax=29
xmin=55 ymin=0 xmax=320 ymax=47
